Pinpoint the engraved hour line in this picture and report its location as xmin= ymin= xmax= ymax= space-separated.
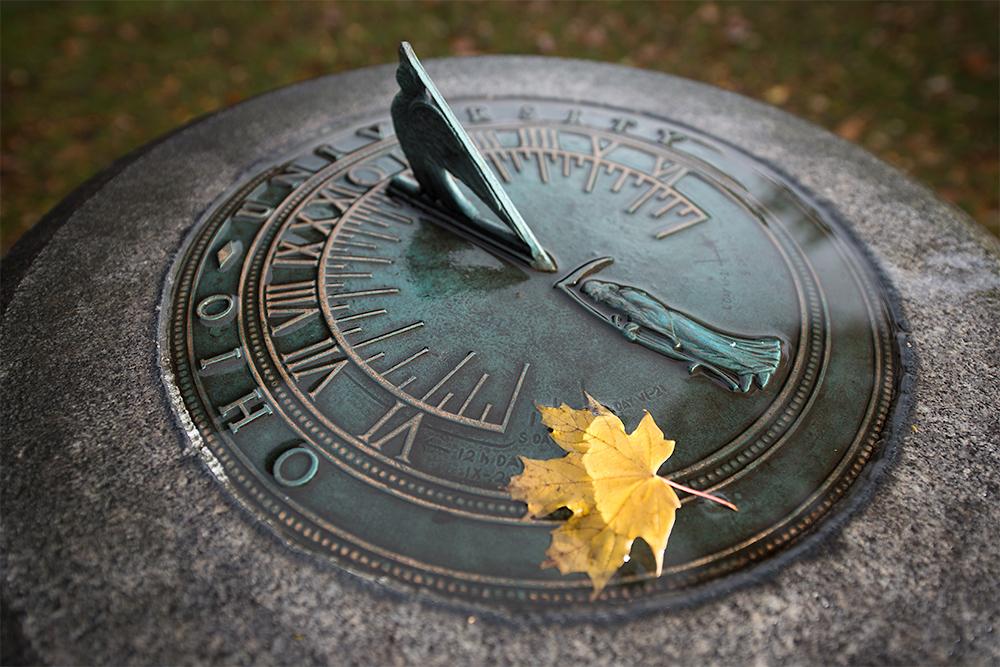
xmin=341 ymin=225 xmax=401 ymax=243
xmin=517 ymin=127 xmax=559 ymax=183
xmin=398 ymin=351 xmax=530 ymax=430
xmin=351 ymin=197 xmax=414 ymax=228
xmin=283 ymin=341 xmax=383 ymax=399
xmin=333 ymin=237 xmax=379 ymax=251
xmin=656 ymin=216 xmax=709 ymax=239
xmin=328 ymin=255 xmax=393 ymax=265
xmin=351 ymin=322 xmax=424 ymax=350
xmin=476 ymin=130 xmax=521 ymax=183
xmin=419 ymin=352 xmax=476 ymax=403
xmin=474 ymin=131 xmax=514 ymax=183
xmin=381 ymin=347 xmax=430 ymax=376
xmin=335 ymin=308 xmax=386 ymax=323
xmin=281 ymin=321 xmax=422 ymax=398
xmin=477 ymin=127 xmax=562 ymax=183
xmin=328 ymin=287 xmax=400 ymax=299
xmin=474 ymin=128 xmax=709 ymax=237
xmin=325 ymin=272 xmax=373 ymax=279
xmin=458 ymin=373 xmax=490 ymax=417
xmin=282 ymin=337 xmax=348 ymax=398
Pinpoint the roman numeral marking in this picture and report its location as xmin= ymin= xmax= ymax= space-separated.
xmin=281 ymin=324 xmax=389 ymax=399
xmin=585 ymin=137 xmax=621 ymax=193
xmin=274 ymin=239 xmax=324 ymax=267
xmin=356 ymin=122 xmax=390 ymax=141
xmin=650 ymin=190 xmax=704 ymax=220
xmin=651 ymin=156 xmax=687 ymax=186
xmin=234 ymin=200 xmax=273 ymax=225
xmin=218 ymin=389 xmax=273 ymax=434
xmin=627 ymin=185 xmax=659 ymax=214
xmin=359 ymin=401 xmax=424 ymax=463
xmin=518 ymin=127 xmax=558 ymax=150
xmin=282 ymin=338 xmax=348 ymax=398
xmin=475 ymin=130 xmax=503 ymax=151
xmin=290 ymin=212 xmax=337 ymax=237
xmin=265 ymin=280 xmax=319 ymax=336
xmin=313 ymin=182 xmax=365 ymax=216
xmin=271 ymin=162 xmax=315 ymax=188
xmin=611 ymin=169 xmax=632 ymax=193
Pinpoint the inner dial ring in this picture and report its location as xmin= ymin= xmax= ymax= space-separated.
xmin=254 ymin=115 xmax=829 ymax=520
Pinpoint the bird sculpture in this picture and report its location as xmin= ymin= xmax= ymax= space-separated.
xmin=389 ymin=42 xmax=556 ymax=272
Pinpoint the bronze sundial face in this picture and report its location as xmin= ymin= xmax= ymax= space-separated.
xmin=161 ymin=46 xmax=902 ymax=614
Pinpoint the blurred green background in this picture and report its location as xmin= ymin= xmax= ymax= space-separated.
xmin=2 ymin=1 xmax=997 ymax=254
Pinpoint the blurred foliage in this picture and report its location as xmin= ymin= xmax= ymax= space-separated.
xmin=1 ymin=1 xmax=997 ymax=253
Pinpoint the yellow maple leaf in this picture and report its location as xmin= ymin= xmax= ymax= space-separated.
xmin=507 ymin=452 xmax=593 ymax=518
xmin=584 ymin=411 xmax=681 ymax=578
xmin=535 ymin=392 xmax=611 ymax=454
xmin=509 ymin=398 xmax=735 ymax=596
xmin=543 ymin=512 xmax=631 ymax=594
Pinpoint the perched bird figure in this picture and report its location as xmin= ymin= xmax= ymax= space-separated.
xmin=581 ymin=279 xmax=783 ymax=393
xmin=389 ymin=42 xmax=556 ymax=272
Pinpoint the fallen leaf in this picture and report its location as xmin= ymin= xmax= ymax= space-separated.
xmin=507 ymin=452 xmax=592 ymax=518
xmin=543 ymin=511 xmax=630 ymax=594
xmin=584 ymin=411 xmax=681 ymax=578
xmin=509 ymin=397 xmax=734 ymax=596
xmin=534 ymin=393 xmax=610 ymax=454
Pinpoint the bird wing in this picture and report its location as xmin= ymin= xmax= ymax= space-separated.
xmin=408 ymin=100 xmax=507 ymax=211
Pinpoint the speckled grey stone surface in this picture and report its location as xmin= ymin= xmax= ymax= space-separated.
xmin=3 ymin=57 xmax=998 ymax=666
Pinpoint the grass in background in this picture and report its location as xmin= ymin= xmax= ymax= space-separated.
xmin=2 ymin=0 xmax=997 ymax=253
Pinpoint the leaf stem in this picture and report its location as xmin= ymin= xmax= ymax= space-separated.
xmin=665 ymin=479 xmax=738 ymax=511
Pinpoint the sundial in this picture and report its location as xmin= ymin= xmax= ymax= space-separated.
xmin=9 ymin=40 xmax=1000 ymax=664
xmin=158 ymin=43 xmax=903 ymax=613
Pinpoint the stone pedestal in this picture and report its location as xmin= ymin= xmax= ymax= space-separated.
xmin=3 ymin=58 xmax=998 ymax=665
